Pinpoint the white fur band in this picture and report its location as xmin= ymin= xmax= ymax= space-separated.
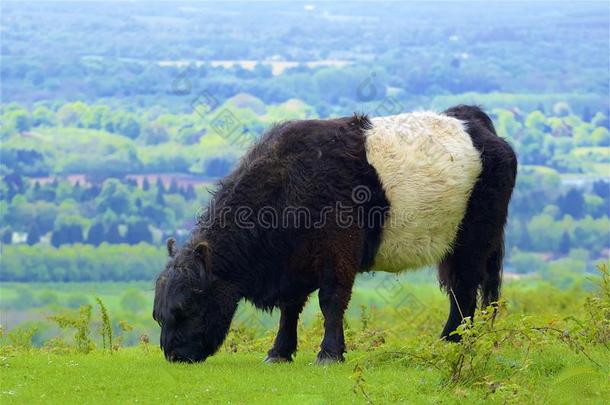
xmin=365 ymin=111 xmax=482 ymax=272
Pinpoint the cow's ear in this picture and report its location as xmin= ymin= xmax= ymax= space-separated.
xmin=195 ymin=241 xmax=212 ymax=276
xmin=166 ymin=238 xmax=176 ymax=257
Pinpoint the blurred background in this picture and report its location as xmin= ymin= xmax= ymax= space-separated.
xmin=0 ymin=1 xmax=608 ymax=347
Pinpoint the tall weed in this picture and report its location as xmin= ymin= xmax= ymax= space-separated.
xmin=48 ymin=305 xmax=94 ymax=353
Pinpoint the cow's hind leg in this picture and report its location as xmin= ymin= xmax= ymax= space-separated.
xmin=440 ymin=105 xmax=517 ymax=341
xmin=439 ymin=247 xmax=486 ymax=342
xmin=439 ymin=234 xmax=505 ymax=341
xmin=316 ymin=257 xmax=357 ymax=364
xmin=265 ymin=298 xmax=308 ymax=363
xmin=438 ymin=166 xmax=513 ymax=342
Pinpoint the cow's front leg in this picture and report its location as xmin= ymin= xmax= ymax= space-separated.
xmin=316 ymin=260 xmax=356 ymax=364
xmin=265 ymin=299 xmax=307 ymax=363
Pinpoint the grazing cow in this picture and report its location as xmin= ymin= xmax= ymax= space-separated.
xmin=153 ymin=105 xmax=517 ymax=363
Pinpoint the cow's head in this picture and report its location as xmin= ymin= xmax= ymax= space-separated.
xmin=153 ymin=238 xmax=240 ymax=363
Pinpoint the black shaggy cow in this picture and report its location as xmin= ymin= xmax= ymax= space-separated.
xmin=153 ymin=105 xmax=517 ymax=363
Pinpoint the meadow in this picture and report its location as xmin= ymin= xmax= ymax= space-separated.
xmin=1 ymin=265 xmax=608 ymax=404
xmin=1 ymin=1 xmax=609 ymax=403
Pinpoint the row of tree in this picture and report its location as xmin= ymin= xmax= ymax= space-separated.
xmin=2 ymin=101 xmax=607 ymax=183
xmin=1 ymin=176 xmax=204 ymax=247
xmin=1 ymin=243 xmax=166 ymax=282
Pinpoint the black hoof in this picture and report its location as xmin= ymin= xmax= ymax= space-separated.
xmin=441 ymin=333 xmax=462 ymax=343
xmin=264 ymin=355 xmax=292 ymax=364
xmin=315 ymin=351 xmax=344 ymax=365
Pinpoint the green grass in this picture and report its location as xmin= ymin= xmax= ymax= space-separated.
xmin=1 ymin=267 xmax=608 ymax=404
xmin=1 ymin=345 xmax=608 ymax=404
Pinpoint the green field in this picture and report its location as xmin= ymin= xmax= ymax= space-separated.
xmin=1 ymin=266 xmax=608 ymax=404
xmin=1 ymin=346 xmax=608 ymax=404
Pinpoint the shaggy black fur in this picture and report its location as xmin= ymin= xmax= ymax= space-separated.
xmin=153 ymin=106 xmax=517 ymax=363
xmin=439 ymin=105 xmax=517 ymax=341
xmin=154 ymin=114 xmax=389 ymax=363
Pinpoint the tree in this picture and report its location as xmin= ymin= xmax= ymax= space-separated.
xmin=558 ymin=232 xmax=571 ymax=255
xmin=557 ymin=189 xmax=585 ymax=219
xmin=57 ymin=102 xmax=87 ymax=126
xmin=518 ymin=225 xmax=532 ymax=250
xmin=156 ymin=187 xmax=165 ymax=205
xmin=525 ymin=111 xmax=548 ymax=132
xmin=26 ymin=223 xmax=41 ymax=245
xmin=183 ymin=184 xmax=196 ymax=200
xmin=86 ymin=222 xmax=105 ymax=246
xmin=81 ymin=184 xmax=101 ymax=201
xmin=105 ymin=223 xmax=123 ymax=244
xmin=592 ymin=180 xmax=610 ymax=200
xmin=81 ymin=105 xmax=110 ymax=129
xmin=142 ymin=204 xmax=167 ymax=225
xmin=141 ymin=123 xmax=169 ymax=145
xmin=32 ymin=201 xmax=57 ymax=234
xmin=590 ymin=127 xmax=609 ymax=146
xmin=155 ymin=178 xmax=165 ymax=193
xmin=32 ymin=106 xmax=55 ymax=127
xmin=169 ymin=178 xmax=179 ymax=194
xmin=124 ymin=221 xmax=152 ymax=245
xmin=205 ymin=157 xmax=232 ymax=177
xmin=14 ymin=111 xmax=31 ymax=133
xmin=1 ymin=228 xmax=12 ymax=244
xmin=142 ymin=178 xmax=150 ymax=191
xmin=581 ymin=106 xmax=592 ymax=122
xmin=95 ymin=179 xmax=132 ymax=215
xmin=116 ymin=114 xmax=141 ymax=139
xmin=1 ymin=244 xmax=166 ymax=282
xmin=1 ymin=108 xmax=32 ymax=136
xmin=51 ymin=223 xmax=84 ymax=247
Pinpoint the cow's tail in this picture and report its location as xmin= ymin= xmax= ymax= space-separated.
xmin=482 ymin=237 xmax=504 ymax=308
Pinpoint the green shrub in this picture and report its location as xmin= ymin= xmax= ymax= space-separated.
xmin=48 ymin=305 xmax=94 ymax=353
xmin=6 ymin=326 xmax=38 ymax=350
